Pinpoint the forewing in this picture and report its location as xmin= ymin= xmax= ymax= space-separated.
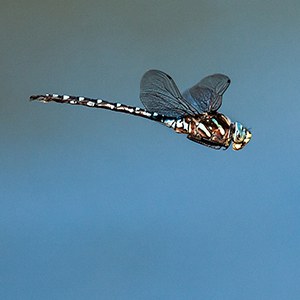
xmin=182 ymin=74 xmax=230 ymax=113
xmin=140 ymin=70 xmax=198 ymax=118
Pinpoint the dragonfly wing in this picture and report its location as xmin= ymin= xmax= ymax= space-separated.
xmin=140 ymin=70 xmax=198 ymax=118
xmin=182 ymin=74 xmax=231 ymax=113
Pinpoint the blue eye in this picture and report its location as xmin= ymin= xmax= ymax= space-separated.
xmin=233 ymin=122 xmax=246 ymax=143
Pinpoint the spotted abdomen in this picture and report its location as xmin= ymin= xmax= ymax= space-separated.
xmin=30 ymin=94 xmax=166 ymax=121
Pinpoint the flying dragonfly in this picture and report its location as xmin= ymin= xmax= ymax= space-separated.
xmin=30 ymin=70 xmax=252 ymax=150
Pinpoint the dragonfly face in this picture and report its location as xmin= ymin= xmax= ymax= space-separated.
xmin=231 ymin=122 xmax=252 ymax=151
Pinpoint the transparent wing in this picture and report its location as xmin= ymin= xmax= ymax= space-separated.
xmin=182 ymin=74 xmax=231 ymax=113
xmin=140 ymin=70 xmax=198 ymax=118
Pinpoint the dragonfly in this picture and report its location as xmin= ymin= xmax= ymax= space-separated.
xmin=30 ymin=69 xmax=252 ymax=150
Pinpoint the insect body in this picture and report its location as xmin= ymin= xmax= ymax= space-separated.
xmin=30 ymin=70 xmax=252 ymax=150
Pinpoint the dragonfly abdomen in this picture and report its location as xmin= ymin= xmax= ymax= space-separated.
xmin=30 ymin=94 xmax=168 ymax=122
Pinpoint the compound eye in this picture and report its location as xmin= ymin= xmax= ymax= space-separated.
xmin=234 ymin=123 xmax=246 ymax=143
xmin=240 ymin=129 xmax=246 ymax=141
xmin=236 ymin=134 xmax=243 ymax=142
xmin=232 ymin=125 xmax=252 ymax=151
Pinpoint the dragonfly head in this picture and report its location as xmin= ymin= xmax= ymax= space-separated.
xmin=232 ymin=122 xmax=252 ymax=150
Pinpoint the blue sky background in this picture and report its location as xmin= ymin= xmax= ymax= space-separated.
xmin=1 ymin=0 xmax=300 ymax=299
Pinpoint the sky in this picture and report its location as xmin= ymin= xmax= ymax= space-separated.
xmin=1 ymin=0 xmax=300 ymax=299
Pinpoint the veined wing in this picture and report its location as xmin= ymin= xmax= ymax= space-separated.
xmin=140 ymin=70 xmax=198 ymax=118
xmin=182 ymin=73 xmax=231 ymax=113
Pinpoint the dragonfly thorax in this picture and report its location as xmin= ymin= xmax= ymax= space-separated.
xmin=190 ymin=113 xmax=232 ymax=149
xmin=164 ymin=113 xmax=232 ymax=150
xmin=164 ymin=113 xmax=251 ymax=150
